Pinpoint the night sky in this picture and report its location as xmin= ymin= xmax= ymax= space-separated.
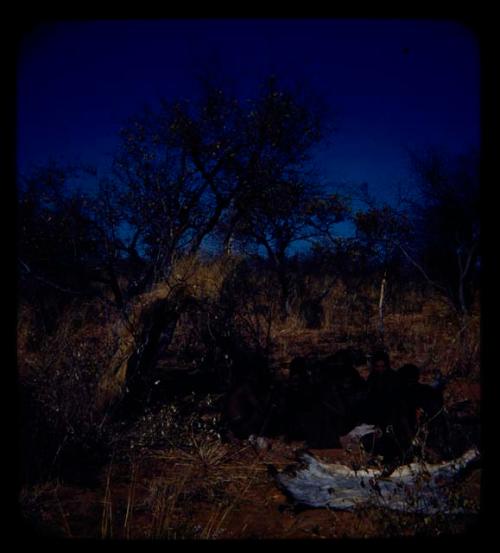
xmin=17 ymin=18 xmax=480 ymax=205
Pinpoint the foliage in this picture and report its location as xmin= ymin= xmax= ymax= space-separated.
xmin=109 ymin=76 xmax=337 ymax=300
xmin=408 ymin=148 xmax=480 ymax=314
xmin=18 ymin=298 xmax=119 ymax=484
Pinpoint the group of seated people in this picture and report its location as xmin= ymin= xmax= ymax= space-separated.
xmin=222 ymin=348 xmax=447 ymax=465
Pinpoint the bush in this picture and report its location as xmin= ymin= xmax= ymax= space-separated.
xmin=18 ymin=299 xmax=120 ymax=485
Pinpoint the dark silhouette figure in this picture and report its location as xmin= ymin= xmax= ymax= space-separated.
xmin=283 ymin=356 xmax=322 ymax=444
xmin=299 ymin=287 xmax=331 ymax=329
xmin=284 ymin=349 xmax=368 ymax=448
xmin=362 ymin=350 xmax=415 ymax=464
xmin=396 ymin=363 xmax=448 ymax=458
xmin=316 ymin=349 xmax=368 ymax=439
xmin=221 ymin=351 xmax=273 ymax=440
xmin=223 ymin=379 xmax=265 ymax=439
xmin=361 ymin=353 xmax=449 ymax=466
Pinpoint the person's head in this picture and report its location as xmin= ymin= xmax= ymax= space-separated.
xmin=289 ymin=357 xmax=310 ymax=386
xmin=370 ymin=350 xmax=390 ymax=374
xmin=398 ymin=363 xmax=420 ymax=385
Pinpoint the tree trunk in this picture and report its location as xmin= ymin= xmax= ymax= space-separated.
xmin=223 ymin=232 xmax=234 ymax=256
xmin=96 ymin=291 xmax=192 ymax=418
xmin=106 ymin=264 xmax=124 ymax=308
xmin=273 ymin=448 xmax=480 ymax=513
xmin=378 ymin=271 xmax=387 ymax=340
xmin=458 ymin=274 xmax=468 ymax=316
xmin=278 ymin=267 xmax=291 ymax=319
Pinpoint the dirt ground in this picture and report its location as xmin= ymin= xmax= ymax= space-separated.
xmin=18 ymin=318 xmax=482 ymax=540
xmin=18 ymin=427 xmax=481 ymax=540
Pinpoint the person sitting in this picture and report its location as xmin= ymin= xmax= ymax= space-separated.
xmin=284 ymin=357 xmax=323 ymax=445
xmin=317 ymin=349 xmax=368 ymax=439
xmin=361 ymin=350 xmax=415 ymax=465
xmin=396 ymin=363 xmax=448 ymax=459
xmin=285 ymin=350 xmax=368 ymax=449
xmin=222 ymin=356 xmax=271 ymax=440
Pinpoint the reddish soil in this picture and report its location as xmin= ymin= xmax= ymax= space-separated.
xmin=19 ymin=434 xmax=481 ymax=539
xmin=18 ymin=315 xmax=481 ymax=539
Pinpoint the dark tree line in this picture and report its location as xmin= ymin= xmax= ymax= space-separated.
xmin=353 ymin=148 xmax=480 ymax=317
xmin=18 ymin=78 xmax=344 ymax=317
xmin=18 ymin=78 xmax=480 ymax=333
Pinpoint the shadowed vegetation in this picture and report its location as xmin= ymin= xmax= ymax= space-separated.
xmin=17 ymin=77 xmax=480 ymax=538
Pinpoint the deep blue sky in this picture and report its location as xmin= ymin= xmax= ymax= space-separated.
xmin=17 ymin=18 xmax=480 ymax=205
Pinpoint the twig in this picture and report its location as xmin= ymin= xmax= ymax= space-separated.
xmin=53 ymin=486 xmax=73 ymax=538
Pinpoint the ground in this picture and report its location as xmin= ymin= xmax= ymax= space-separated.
xmin=18 ymin=315 xmax=482 ymax=539
xmin=18 ymin=424 xmax=481 ymax=539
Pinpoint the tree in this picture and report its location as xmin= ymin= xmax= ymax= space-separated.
xmin=238 ymin=190 xmax=346 ymax=317
xmin=353 ymin=204 xmax=413 ymax=339
xmin=92 ymin=76 xmax=339 ymax=409
xmin=352 ymin=148 xmax=480 ymax=317
xmin=354 ymin=205 xmax=411 ymax=270
xmin=111 ymin=76 xmax=335 ymax=304
xmin=408 ymin=148 xmax=480 ymax=315
xmin=17 ymin=163 xmax=103 ymax=302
